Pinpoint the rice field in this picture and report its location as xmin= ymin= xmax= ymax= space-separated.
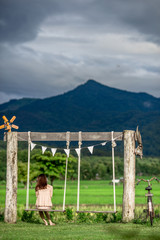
xmin=1 ymin=179 xmax=160 ymax=209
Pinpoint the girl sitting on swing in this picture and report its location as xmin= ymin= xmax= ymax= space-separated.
xmin=35 ymin=174 xmax=55 ymax=226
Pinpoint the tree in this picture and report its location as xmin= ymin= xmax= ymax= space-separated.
xmin=18 ymin=161 xmax=39 ymax=188
xmin=0 ymin=150 xmax=6 ymax=181
xmin=80 ymin=161 xmax=92 ymax=180
xmin=31 ymin=151 xmax=76 ymax=185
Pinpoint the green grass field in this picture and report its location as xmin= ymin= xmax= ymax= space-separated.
xmin=1 ymin=222 xmax=160 ymax=240
xmin=1 ymin=179 xmax=160 ymax=208
xmin=1 ymin=180 xmax=160 ymax=239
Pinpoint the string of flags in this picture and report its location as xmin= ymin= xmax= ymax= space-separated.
xmin=30 ymin=135 xmax=121 ymax=158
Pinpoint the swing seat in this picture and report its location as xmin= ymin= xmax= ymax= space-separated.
xmin=76 ymin=210 xmax=117 ymax=214
xmin=25 ymin=208 xmax=66 ymax=212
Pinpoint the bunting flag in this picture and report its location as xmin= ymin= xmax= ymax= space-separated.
xmin=112 ymin=140 xmax=117 ymax=148
xmin=31 ymin=142 xmax=36 ymax=151
xmin=101 ymin=142 xmax=107 ymax=146
xmin=75 ymin=148 xmax=81 ymax=157
xmin=42 ymin=146 xmax=47 ymax=154
xmin=51 ymin=148 xmax=57 ymax=156
xmin=88 ymin=146 xmax=94 ymax=154
xmin=64 ymin=149 xmax=70 ymax=158
xmin=29 ymin=133 xmax=119 ymax=157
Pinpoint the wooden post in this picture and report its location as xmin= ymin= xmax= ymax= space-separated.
xmin=122 ymin=130 xmax=135 ymax=222
xmin=5 ymin=132 xmax=18 ymax=223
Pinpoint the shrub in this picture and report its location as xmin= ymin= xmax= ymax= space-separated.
xmin=94 ymin=213 xmax=104 ymax=223
xmin=65 ymin=207 xmax=73 ymax=221
xmin=77 ymin=212 xmax=93 ymax=223
xmin=0 ymin=210 xmax=4 ymax=222
xmin=21 ymin=210 xmax=40 ymax=223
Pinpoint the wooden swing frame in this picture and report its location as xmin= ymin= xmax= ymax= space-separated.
xmin=15 ymin=131 xmax=123 ymax=213
xmin=4 ymin=130 xmax=137 ymax=223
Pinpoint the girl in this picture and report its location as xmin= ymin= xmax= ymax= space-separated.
xmin=35 ymin=174 xmax=55 ymax=226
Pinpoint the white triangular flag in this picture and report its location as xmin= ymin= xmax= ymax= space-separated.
xmin=31 ymin=142 xmax=36 ymax=151
xmin=42 ymin=146 xmax=47 ymax=154
xmin=51 ymin=148 xmax=57 ymax=157
xmin=112 ymin=140 xmax=117 ymax=148
xmin=101 ymin=142 xmax=107 ymax=146
xmin=64 ymin=149 xmax=70 ymax=158
xmin=75 ymin=148 xmax=81 ymax=157
xmin=88 ymin=146 xmax=94 ymax=154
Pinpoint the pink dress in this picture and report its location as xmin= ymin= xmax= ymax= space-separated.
xmin=36 ymin=184 xmax=53 ymax=209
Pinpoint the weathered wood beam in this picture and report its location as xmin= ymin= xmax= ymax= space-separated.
xmin=122 ymin=130 xmax=135 ymax=222
xmin=4 ymin=132 xmax=123 ymax=142
xmin=4 ymin=132 xmax=17 ymax=223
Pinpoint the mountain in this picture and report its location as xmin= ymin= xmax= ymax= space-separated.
xmin=0 ymin=98 xmax=38 ymax=113
xmin=0 ymin=80 xmax=160 ymax=156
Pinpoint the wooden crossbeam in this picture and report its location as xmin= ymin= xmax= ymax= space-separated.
xmin=25 ymin=209 xmax=65 ymax=212
xmin=4 ymin=132 xmax=123 ymax=142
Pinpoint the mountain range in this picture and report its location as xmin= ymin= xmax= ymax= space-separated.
xmin=0 ymin=80 xmax=160 ymax=156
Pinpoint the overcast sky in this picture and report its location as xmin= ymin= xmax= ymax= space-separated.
xmin=0 ymin=0 xmax=160 ymax=104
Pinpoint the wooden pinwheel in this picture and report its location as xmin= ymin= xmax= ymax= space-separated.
xmin=0 ymin=115 xmax=19 ymax=132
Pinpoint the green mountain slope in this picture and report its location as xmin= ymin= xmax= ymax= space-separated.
xmin=0 ymin=80 xmax=160 ymax=156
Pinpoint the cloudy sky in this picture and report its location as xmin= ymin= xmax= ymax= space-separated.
xmin=0 ymin=0 xmax=160 ymax=104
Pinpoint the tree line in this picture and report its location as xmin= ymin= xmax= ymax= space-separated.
xmin=0 ymin=149 xmax=160 ymax=186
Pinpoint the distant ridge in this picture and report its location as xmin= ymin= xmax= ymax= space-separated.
xmin=0 ymin=79 xmax=160 ymax=156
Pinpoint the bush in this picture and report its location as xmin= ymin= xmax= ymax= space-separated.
xmin=76 ymin=212 xmax=93 ymax=223
xmin=0 ymin=210 xmax=4 ymax=222
xmin=21 ymin=210 xmax=40 ymax=223
xmin=95 ymin=213 xmax=105 ymax=223
xmin=4 ymin=205 xmax=160 ymax=224
xmin=65 ymin=207 xmax=73 ymax=221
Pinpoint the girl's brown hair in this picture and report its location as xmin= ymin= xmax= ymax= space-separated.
xmin=35 ymin=174 xmax=47 ymax=191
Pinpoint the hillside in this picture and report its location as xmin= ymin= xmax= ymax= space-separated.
xmin=0 ymin=80 xmax=160 ymax=156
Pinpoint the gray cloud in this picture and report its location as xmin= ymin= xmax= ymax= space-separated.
xmin=0 ymin=0 xmax=160 ymax=104
xmin=1 ymin=0 xmax=160 ymax=44
xmin=0 ymin=0 xmax=58 ymax=43
xmin=120 ymin=0 xmax=160 ymax=43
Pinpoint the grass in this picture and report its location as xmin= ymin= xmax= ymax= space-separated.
xmin=1 ymin=180 xmax=160 ymax=239
xmin=1 ymin=180 xmax=121 ymax=207
xmin=1 ymin=179 xmax=160 ymax=208
xmin=1 ymin=179 xmax=160 ymax=223
xmin=1 ymin=222 xmax=160 ymax=240
xmin=1 ymin=179 xmax=160 ymax=206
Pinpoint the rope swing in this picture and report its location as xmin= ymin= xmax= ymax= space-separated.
xmin=76 ymin=131 xmax=117 ymax=214
xmin=25 ymin=131 xmax=118 ymax=213
xmin=77 ymin=131 xmax=82 ymax=212
xmin=25 ymin=131 xmax=70 ymax=212
xmin=62 ymin=131 xmax=70 ymax=211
